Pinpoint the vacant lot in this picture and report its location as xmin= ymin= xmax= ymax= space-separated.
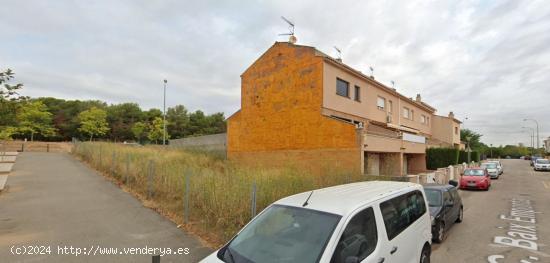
xmin=73 ymin=142 xmax=376 ymax=246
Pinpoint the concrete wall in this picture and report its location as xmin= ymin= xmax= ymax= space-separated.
xmin=227 ymin=42 xmax=362 ymax=174
xmin=0 ymin=141 xmax=72 ymax=153
xmin=169 ymin=133 xmax=226 ymax=152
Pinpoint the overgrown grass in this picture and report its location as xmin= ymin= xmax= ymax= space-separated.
xmin=72 ymin=142 xmax=398 ymax=247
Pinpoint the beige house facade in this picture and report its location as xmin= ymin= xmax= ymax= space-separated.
xmin=227 ymin=41 xmax=462 ymax=176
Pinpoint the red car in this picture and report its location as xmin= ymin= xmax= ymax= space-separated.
xmin=459 ymin=168 xmax=491 ymax=191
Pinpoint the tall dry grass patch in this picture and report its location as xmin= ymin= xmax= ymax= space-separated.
xmin=73 ymin=142 xmax=379 ymax=246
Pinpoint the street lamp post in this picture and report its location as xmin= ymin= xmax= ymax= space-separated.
xmin=163 ymin=79 xmax=167 ymax=146
xmin=523 ymin=118 xmax=539 ymax=152
xmin=490 ymin=144 xmax=493 ymax=159
xmin=522 ymin=126 xmax=535 ymax=155
xmin=466 ymin=136 xmax=472 ymax=165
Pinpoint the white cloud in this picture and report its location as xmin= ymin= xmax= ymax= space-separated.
xmin=1 ymin=0 xmax=549 ymax=146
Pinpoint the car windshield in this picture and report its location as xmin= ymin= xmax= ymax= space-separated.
xmin=481 ymin=163 xmax=497 ymax=169
xmin=224 ymin=205 xmax=341 ymax=263
xmin=537 ymin=159 xmax=550 ymax=164
xmin=424 ymin=189 xmax=442 ymax=207
xmin=464 ymin=169 xmax=485 ymax=176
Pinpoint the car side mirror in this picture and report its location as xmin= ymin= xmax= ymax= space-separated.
xmin=448 ymin=180 xmax=458 ymax=187
xmin=345 ymin=256 xmax=359 ymax=263
xmin=446 ymin=201 xmax=454 ymax=207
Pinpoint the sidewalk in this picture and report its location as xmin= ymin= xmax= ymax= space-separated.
xmin=0 ymin=152 xmax=212 ymax=262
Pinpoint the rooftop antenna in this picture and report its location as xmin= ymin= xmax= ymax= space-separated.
xmin=369 ymin=66 xmax=374 ymax=78
xmin=391 ymin=80 xmax=395 ymax=90
xmin=302 ymin=191 xmax=314 ymax=207
xmin=334 ymin=46 xmax=342 ymax=62
xmin=279 ymin=16 xmax=297 ymax=44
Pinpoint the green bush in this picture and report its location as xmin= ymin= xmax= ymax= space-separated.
xmin=458 ymin=150 xmax=480 ymax=163
xmin=426 ymin=147 xmax=459 ymax=170
xmin=472 ymin=151 xmax=480 ymax=162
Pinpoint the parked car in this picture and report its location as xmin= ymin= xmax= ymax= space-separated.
xmin=459 ymin=168 xmax=491 ymax=190
xmin=534 ymin=159 xmax=550 ymax=171
xmin=531 ymin=156 xmax=541 ymax=166
xmin=200 ymin=181 xmax=432 ymax=263
xmin=423 ymin=184 xmax=463 ymax=243
xmin=480 ymin=162 xmax=500 ymax=179
xmin=486 ymin=160 xmax=503 ymax=175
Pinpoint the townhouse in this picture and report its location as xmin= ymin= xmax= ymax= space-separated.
xmin=227 ymin=41 xmax=461 ymax=176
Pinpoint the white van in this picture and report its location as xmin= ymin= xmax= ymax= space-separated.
xmin=200 ymin=181 xmax=432 ymax=263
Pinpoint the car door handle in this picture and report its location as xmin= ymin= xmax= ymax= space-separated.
xmin=390 ymin=246 xmax=398 ymax=254
xmin=377 ymin=257 xmax=385 ymax=263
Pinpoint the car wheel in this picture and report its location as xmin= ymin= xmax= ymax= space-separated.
xmin=420 ymin=244 xmax=431 ymax=263
xmin=434 ymin=221 xmax=445 ymax=243
xmin=456 ymin=207 xmax=463 ymax=223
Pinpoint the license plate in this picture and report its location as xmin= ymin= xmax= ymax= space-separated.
xmin=468 ymin=183 xmax=476 ymax=187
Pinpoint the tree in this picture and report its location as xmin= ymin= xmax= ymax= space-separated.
xmin=145 ymin=108 xmax=163 ymax=122
xmin=131 ymin=122 xmax=147 ymax=143
xmin=147 ymin=117 xmax=169 ymax=144
xmin=460 ymin=129 xmax=485 ymax=151
xmin=0 ymin=69 xmax=25 ymax=101
xmin=0 ymin=126 xmax=18 ymax=140
xmin=166 ymin=105 xmax=189 ymax=139
xmin=1 ymin=69 xmax=26 ymax=138
xmin=106 ymin=103 xmax=144 ymax=141
xmin=17 ymin=101 xmax=57 ymax=141
xmin=78 ymin=107 xmax=109 ymax=141
xmin=37 ymin=98 xmax=107 ymax=140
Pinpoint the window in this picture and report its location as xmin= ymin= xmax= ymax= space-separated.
xmin=380 ymin=191 xmax=427 ymax=240
xmin=331 ymin=207 xmax=378 ymax=263
xmin=411 ymin=110 xmax=414 ymax=121
xmin=377 ymin=97 xmax=385 ymax=110
xmin=455 ymin=127 xmax=459 ymax=135
xmin=224 ymin=205 xmax=342 ymax=263
xmin=336 ymin=78 xmax=349 ymax=97
xmin=354 ymin=85 xmax=360 ymax=102
xmin=427 ymin=117 xmax=430 ymax=125
xmin=421 ymin=115 xmax=427 ymax=124
xmin=402 ymin=107 xmax=410 ymax=119
xmin=388 ymin=100 xmax=393 ymax=113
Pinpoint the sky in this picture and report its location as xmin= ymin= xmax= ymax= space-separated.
xmin=1 ymin=0 xmax=549 ymax=146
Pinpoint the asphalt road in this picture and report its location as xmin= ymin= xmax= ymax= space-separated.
xmin=432 ymin=159 xmax=550 ymax=263
xmin=0 ymin=153 xmax=212 ymax=263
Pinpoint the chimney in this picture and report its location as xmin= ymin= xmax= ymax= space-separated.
xmin=416 ymin=94 xmax=421 ymax=102
xmin=288 ymin=35 xmax=297 ymax=44
xmin=448 ymin=111 xmax=455 ymax=119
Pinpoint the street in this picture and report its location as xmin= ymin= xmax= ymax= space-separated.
xmin=431 ymin=159 xmax=550 ymax=262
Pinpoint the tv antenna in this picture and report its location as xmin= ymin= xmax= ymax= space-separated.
xmin=369 ymin=66 xmax=374 ymax=77
xmin=391 ymin=80 xmax=395 ymax=89
xmin=279 ymin=16 xmax=297 ymax=43
xmin=334 ymin=46 xmax=342 ymax=61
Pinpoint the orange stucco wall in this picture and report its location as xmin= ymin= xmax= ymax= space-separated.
xmin=227 ymin=42 xmax=361 ymax=173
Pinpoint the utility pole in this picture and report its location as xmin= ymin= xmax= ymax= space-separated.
xmin=523 ymin=119 xmax=539 ymax=153
xmin=490 ymin=144 xmax=493 ymax=159
xmin=163 ymin=79 xmax=167 ymax=146
xmin=466 ymin=136 xmax=472 ymax=165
